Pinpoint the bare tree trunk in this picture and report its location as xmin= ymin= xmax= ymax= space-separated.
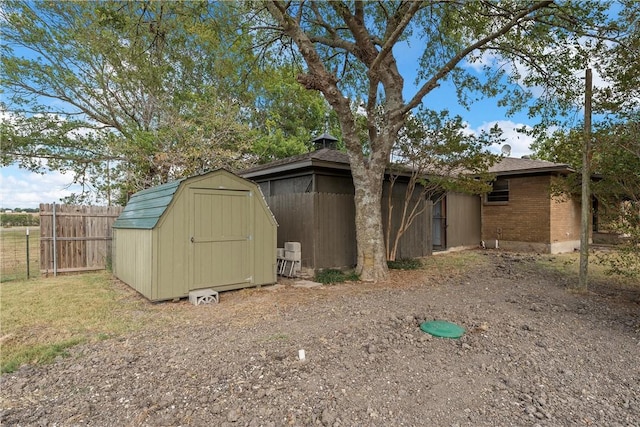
xmin=385 ymin=175 xmax=397 ymax=261
xmin=350 ymin=158 xmax=389 ymax=281
xmin=264 ymin=0 xmax=403 ymax=281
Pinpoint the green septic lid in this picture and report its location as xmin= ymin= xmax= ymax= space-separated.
xmin=420 ymin=320 xmax=465 ymax=339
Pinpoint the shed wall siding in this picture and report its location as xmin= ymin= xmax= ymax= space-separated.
xmin=114 ymin=170 xmax=277 ymax=301
xmin=155 ymin=186 xmax=189 ymax=300
xmin=113 ymin=229 xmax=153 ymax=298
xmin=252 ymin=194 xmax=278 ymax=284
xmin=446 ymin=193 xmax=481 ymax=248
xmin=206 ymin=173 xmax=257 ymax=191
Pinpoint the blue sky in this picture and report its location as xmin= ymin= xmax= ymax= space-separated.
xmin=0 ymin=16 xmax=592 ymax=209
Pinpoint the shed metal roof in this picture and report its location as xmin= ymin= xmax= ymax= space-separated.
xmin=112 ymin=178 xmax=185 ymax=229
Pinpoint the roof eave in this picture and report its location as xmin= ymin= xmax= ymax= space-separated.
xmin=494 ymin=166 xmax=574 ymax=176
xmin=241 ymin=157 xmax=351 ymax=178
xmin=241 ymin=159 xmax=315 ymax=178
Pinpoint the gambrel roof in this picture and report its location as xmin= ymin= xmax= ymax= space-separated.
xmin=112 ymin=179 xmax=184 ymax=229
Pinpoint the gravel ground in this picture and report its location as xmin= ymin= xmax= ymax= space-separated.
xmin=1 ymin=251 xmax=639 ymax=426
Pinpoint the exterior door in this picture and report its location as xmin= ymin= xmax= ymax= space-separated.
xmin=190 ymin=189 xmax=252 ymax=289
xmin=432 ymin=198 xmax=446 ymax=249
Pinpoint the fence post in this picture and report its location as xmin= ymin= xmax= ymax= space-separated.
xmin=52 ymin=203 xmax=58 ymax=276
xmin=26 ymin=227 xmax=30 ymax=279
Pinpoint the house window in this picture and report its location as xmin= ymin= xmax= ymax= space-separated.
xmin=487 ymin=179 xmax=509 ymax=203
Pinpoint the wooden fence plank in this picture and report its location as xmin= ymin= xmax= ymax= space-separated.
xmin=39 ymin=204 xmax=123 ymax=274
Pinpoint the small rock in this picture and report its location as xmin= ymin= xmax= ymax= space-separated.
xmin=227 ymin=407 xmax=241 ymax=422
xmin=321 ymin=408 xmax=336 ymax=426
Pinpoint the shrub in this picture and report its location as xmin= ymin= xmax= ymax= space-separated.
xmin=0 ymin=213 xmax=40 ymax=227
xmin=387 ymin=258 xmax=422 ymax=270
xmin=314 ymin=269 xmax=359 ymax=284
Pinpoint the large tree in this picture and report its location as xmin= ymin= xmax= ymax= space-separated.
xmin=249 ymin=65 xmax=336 ymax=163
xmin=532 ymin=1 xmax=640 ymax=277
xmin=1 ymin=1 xmax=260 ymax=203
xmin=1 ymin=1 xmax=332 ymax=203
xmin=258 ymin=1 xmax=616 ymax=281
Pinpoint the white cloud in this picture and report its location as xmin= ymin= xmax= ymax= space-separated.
xmin=464 ymin=38 xmax=614 ymax=102
xmin=1 ymin=107 xmax=105 ymax=209
xmin=464 ymin=50 xmax=547 ymax=98
xmin=470 ymin=120 xmax=536 ymax=158
xmin=0 ymin=166 xmax=82 ymax=209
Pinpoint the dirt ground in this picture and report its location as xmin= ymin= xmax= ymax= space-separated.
xmin=1 ymin=251 xmax=639 ymax=426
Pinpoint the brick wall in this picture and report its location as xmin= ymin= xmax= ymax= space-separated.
xmin=482 ymin=175 xmax=551 ymax=243
xmin=549 ymin=176 xmax=581 ymax=243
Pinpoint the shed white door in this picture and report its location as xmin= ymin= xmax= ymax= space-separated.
xmin=191 ymin=189 xmax=252 ymax=289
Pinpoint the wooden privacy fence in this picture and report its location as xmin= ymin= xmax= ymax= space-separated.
xmin=266 ymin=192 xmax=357 ymax=270
xmin=265 ymin=191 xmax=432 ymax=270
xmin=40 ymin=204 xmax=123 ymax=274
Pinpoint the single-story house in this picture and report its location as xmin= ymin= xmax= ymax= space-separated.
xmin=482 ymin=157 xmax=582 ymax=253
xmin=240 ymin=137 xmax=481 ymax=272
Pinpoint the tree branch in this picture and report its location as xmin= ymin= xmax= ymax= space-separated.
xmin=370 ymin=1 xmax=422 ymax=72
xmin=403 ymin=0 xmax=553 ymax=116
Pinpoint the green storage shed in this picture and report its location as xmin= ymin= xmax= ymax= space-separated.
xmin=112 ymin=169 xmax=277 ymax=301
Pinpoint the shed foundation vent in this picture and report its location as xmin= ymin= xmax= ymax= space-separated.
xmin=189 ymin=289 xmax=219 ymax=306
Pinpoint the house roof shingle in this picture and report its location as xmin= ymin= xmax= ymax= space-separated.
xmin=241 ymin=148 xmax=350 ymax=178
xmin=241 ymin=148 xmax=573 ymax=180
xmin=489 ymin=157 xmax=573 ymax=176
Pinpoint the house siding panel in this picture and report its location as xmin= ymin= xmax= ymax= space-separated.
xmin=315 ymin=193 xmax=357 ymax=269
xmin=266 ymin=193 xmax=316 ymax=268
xmin=381 ymin=181 xmax=433 ymax=259
xmin=271 ymin=175 xmax=314 ymax=195
xmin=316 ymin=174 xmax=355 ymax=194
xmin=447 ymin=192 xmax=481 ymax=248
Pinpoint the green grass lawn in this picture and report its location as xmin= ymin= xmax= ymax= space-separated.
xmin=0 ymin=271 xmax=157 ymax=373
xmin=534 ymin=250 xmax=639 ymax=290
xmin=1 ymin=227 xmax=40 ymax=282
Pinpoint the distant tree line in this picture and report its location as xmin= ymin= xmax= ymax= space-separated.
xmin=0 ymin=213 xmax=40 ymax=227
xmin=0 ymin=208 xmax=39 ymax=213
